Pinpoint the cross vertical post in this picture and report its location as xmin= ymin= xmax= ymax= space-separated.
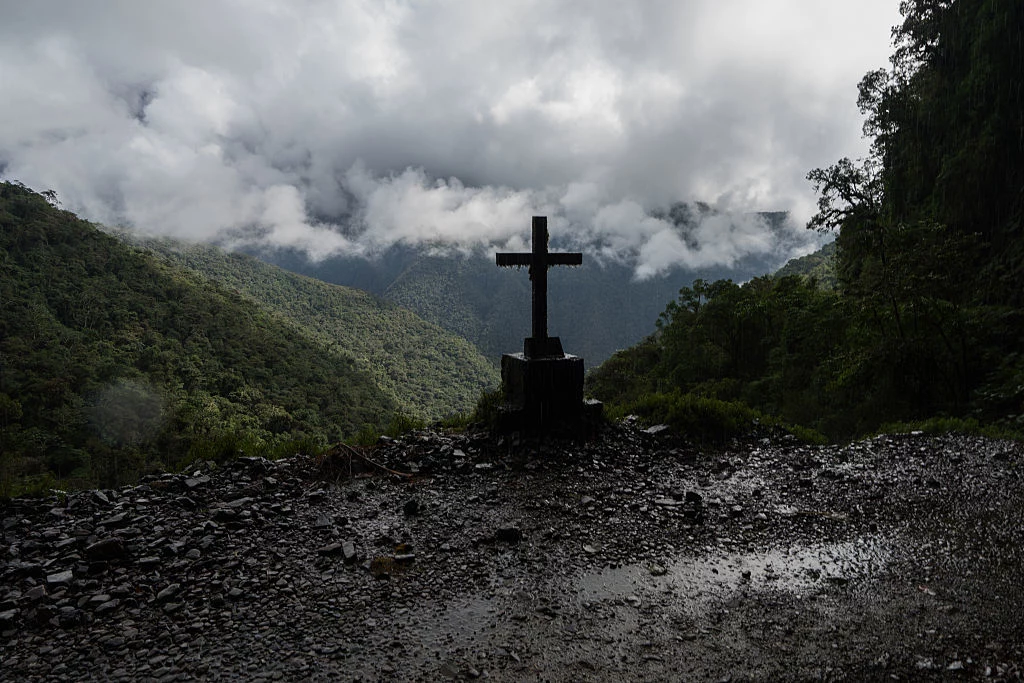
xmin=496 ymin=216 xmax=582 ymax=358
xmin=531 ymin=216 xmax=549 ymax=342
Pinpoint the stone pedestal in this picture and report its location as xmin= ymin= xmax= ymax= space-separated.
xmin=500 ymin=352 xmax=584 ymax=432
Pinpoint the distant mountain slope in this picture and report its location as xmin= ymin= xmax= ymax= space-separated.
xmin=259 ymin=208 xmax=805 ymax=368
xmin=142 ymin=241 xmax=499 ymax=421
xmin=774 ymin=240 xmax=837 ymax=288
xmin=0 ymin=182 xmax=393 ymax=490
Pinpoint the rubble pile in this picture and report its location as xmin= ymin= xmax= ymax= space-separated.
xmin=2 ymin=424 xmax=1022 ymax=681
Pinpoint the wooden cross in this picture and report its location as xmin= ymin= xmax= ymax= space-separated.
xmin=496 ymin=216 xmax=582 ymax=358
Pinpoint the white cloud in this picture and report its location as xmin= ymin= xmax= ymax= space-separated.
xmin=0 ymin=0 xmax=901 ymax=275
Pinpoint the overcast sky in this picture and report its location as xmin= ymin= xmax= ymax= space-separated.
xmin=0 ymin=0 xmax=902 ymax=276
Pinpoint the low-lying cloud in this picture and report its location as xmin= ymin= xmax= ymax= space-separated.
xmin=0 ymin=0 xmax=899 ymax=277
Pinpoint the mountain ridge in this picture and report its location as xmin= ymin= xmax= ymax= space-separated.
xmin=136 ymin=238 xmax=499 ymax=422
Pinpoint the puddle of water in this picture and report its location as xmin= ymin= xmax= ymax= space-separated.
xmin=579 ymin=537 xmax=894 ymax=609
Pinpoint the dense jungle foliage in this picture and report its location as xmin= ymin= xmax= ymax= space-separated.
xmin=589 ymin=0 xmax=1024 ymax=440
xmin=0 ymin=182 xmax=397 ymax=494
xmin=138 ymin=240 xmax=499 ymax=422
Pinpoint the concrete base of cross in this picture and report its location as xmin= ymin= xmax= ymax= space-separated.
xmin=499 ymin=352 xmax=601 ymax=435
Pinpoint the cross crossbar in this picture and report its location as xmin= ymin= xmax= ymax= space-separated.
xmin=495 ymin=216 xmax=582 ymax=358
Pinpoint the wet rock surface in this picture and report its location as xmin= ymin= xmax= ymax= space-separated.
xmin=2 ymin=425 xmax=1022 ymax=681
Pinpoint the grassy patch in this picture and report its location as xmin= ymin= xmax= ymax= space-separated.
xmin=608 ymin=390 xmax=826 ymax=445
xmin=878 ymin=416 xmax=1024 ymax=441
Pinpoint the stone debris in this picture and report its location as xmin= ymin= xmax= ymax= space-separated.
xmin=0 ymin=427 xmax=1021 ymax=681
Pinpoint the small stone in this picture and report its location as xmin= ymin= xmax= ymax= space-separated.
xmin=0 ymin=609 xmax=18 ymax=627
xmin=212 ymin=509 xmax=237 ymax=523
xmin=57 ymin=606 xmax=82 ymax=627
xmin=24 ymin=585 xmax=47 ymax=602
xmin=228 ymin=587 xmax=244 ymax=600
xmin=96 ymin=512 xmax=129 ymax=528
xmin=583 ymin=544 xmax=598 ymax=554
xmin=46 ymin=570 xmax=73 ymax=586
xmin=317 ymin=543 xmax=344 ymax=557
xmin=86 ymin=537 xmax=125 ymax=562
xmin=342 ymin=541 xmax=358 ymax=564
xmin=138 ymin=556 xmax=161 ymax=570
xmin=649 ymin=564 xmax=667 ymax=577
xmin=496 ymin=527 xmax=522 ymax=544
xmin=95 ymin=599 xmax=119 ymax=615
xmin=156 ymin=583 xmax=180 ymax=602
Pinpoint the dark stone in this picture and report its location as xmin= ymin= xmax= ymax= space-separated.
xmin=96 ymin=512 xmax=129 ymax=528
xmin=317 ymin=543 xmax=344 ymax=557
xmin=156 ymin=583 xmax=180 ymax=602
xmin=46 ymin=570 xmax=73 ymax=586
xmin=342 ymin=541 xmax=358 ymax=564
xmin=138 ymin=556 xmax=161 ymax=570
xmin=212 ymin=508 xmax=237 ymax=523
xmin=24 ymin=585 xmax=47 ymax=602
xmin=58 ymin=606 xmax=83 ymax=627
xmin=496 ymin=527 xmax=523 ymax=544
xmin=86 ymin=538 xmax=125 ymax=562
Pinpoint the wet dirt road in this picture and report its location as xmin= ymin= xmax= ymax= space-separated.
xmin=2 ymin=426 xmax=1022 ymax=681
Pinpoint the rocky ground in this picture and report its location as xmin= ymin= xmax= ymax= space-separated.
xmin=2 ymin=422 xmax=1023 ymax=682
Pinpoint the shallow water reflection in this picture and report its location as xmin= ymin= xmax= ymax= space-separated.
xmin=579 ymin=537 xmax=893 ymax=609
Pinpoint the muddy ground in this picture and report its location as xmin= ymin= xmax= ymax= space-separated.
xmin=2 ymin=423 xmax=1023 ymax=681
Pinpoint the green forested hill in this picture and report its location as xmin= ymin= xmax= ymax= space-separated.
xmin=0 ymin=182 xmax=395 ymax=491
xmin=140 ymin=241 xmax=499 ymax=421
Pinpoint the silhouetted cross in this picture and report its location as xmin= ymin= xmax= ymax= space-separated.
xmin=496 ymin=216 xmax=582 ymax=358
